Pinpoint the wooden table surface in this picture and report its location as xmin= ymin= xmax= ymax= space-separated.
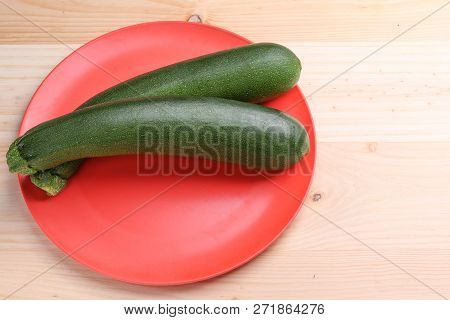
xmin=1 ymin=0 xmax=449 ymax=300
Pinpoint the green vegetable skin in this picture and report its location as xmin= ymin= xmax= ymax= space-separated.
xmin=15 ymin=42 xmax=302 ymax=194
xmin=80 ymin=43 xmax=301 ymax=106
xmin=7 ymin=97 xmax=310 ymax=195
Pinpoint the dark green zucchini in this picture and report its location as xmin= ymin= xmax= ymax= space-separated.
xmin=7 ymin=97 xmax=309 ymax=195
xmin=80 ymin=42 xmax=301 ymax=106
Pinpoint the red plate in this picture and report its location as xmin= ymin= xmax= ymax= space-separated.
xmin=18 ymin=21 xmax=316 ymax=285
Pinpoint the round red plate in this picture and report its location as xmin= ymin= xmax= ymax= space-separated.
xmin=18 ymin=21 xmax=316 ymax=285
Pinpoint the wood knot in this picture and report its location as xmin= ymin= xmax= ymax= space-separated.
xmin=312 ymin=193 xmax=322 ymax=202
xmin=368 ymin=142 xmax=378 ymax=152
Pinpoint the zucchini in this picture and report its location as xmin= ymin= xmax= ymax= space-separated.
xmin=27 ymin=42 xmax=301 ymax=194
xmin=80 ymin=42 xmax=301 ymax=106
xmin=8 ymin=97 xmax=309 ymax=195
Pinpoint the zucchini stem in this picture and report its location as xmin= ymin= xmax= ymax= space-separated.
xmin=6 ymin=138 xmax=37 ymax=175
xmin=30 ymin=172 xmax=67 ymax=196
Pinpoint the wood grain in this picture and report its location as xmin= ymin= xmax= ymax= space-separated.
xmin=1 ymin=0 xmax=450 ymax=299
xmin=0 ymin=0 xmax=449 ymax=43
